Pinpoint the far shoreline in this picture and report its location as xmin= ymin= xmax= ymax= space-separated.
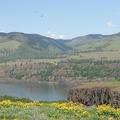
xmin=0 ymin=77 xmax=116 ymax=87
xmin=0 ymin=78 xmax=59 ymax=85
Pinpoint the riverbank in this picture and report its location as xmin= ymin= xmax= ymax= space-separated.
xmin=0 ymin=78 xmax=58 ymax=85
xmin=0 ymin=77 xmax=116 ymax=87
xmin=0 ymin=78 xmax=82 ymax=87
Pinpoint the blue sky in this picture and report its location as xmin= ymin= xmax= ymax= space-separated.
xmin=0 ymin=0 xmax=120 ymax=39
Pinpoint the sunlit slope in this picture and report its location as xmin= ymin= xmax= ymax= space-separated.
xmin=0 ymin=32 xmax=71 ymax=61
xmin=0 ymin=40 xmax=21 ymax=57
xmin=65 ymin=32 xmax=120 ymax=61
xmin=0 ymin=32 xmax=120 ymax=62
xmin=76 ymin=38 xmax=120 ymax=52
xmin=106 ymin=39 xmax=120 ymax=51
xmin=67 ymin=32 xmax=120 ymax=50
xmin=0 ymin=40 xmax=21 ymax=49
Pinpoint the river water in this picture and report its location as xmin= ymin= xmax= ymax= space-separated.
xmin=0 ymin=83 xmax=70 ymax=101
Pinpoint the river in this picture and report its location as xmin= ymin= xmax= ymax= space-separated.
xmin=0 ymin=83 xmax=70 ymax=101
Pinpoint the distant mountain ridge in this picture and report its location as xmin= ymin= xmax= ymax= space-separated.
xmin=0 ymin=32 xmax=71 ymax=50
xmin=0 ymin=32 xmax=120 ymax=61
xmin=66 ymin=32 xmax=120 ymax=47
xmin=0 ymin=32 xmax=71 ymax=61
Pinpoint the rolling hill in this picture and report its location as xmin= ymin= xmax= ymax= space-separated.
xmin=0 ymin=32 xmax=71 ymax=61
xmin=64 ymin=32 xmax=120 ymax=61
xmin=0 ymin=32 xmax=120 ymax=62
xmin=66 ymin=32 xmax=120 ymax=50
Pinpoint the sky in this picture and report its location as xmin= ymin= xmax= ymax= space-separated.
xmin=0 ymin=0 xmax=120 ymax=39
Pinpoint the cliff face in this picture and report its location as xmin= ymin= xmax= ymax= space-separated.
xmin=68 ymin=86 xmax=120 ymax=108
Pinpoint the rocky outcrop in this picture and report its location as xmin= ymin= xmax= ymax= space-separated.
xmin=68 ymin=85 xmax=120 ymax=108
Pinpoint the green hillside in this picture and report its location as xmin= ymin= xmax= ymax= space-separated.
xmin=0 ymin=32 xmax=120 ymax=62
xmin=0 ymin=32 xmax=71 ymax=62
xmin=66 ymin=34 xmax=104 ymax=47
xmin=106 ymin=39 xmax=120 ymax=51
xmin=65 ymin=32 xmax=120 ymax=61
xmin=75 ymin=38 xmax=120 ymax=52
xmin=0 ymin=43 xmax=64 ymax=62
xmin=66 ymin=32 xmax=120 ymax=49
xmin=0 ymin=40 xmax=21 ymax=49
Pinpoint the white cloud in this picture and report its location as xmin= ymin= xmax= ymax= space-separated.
xmin=107 ymin=22 xmax=116 ymax=27
xmin=47 ymin=31 xmax=65 ymax=39
xmin=47 ymin=31 xmax=57 ymax=38
xmin=51 ymin=33 xmax=57 ymax=38
xmin=59 ymin=35 xmax=65 ymax=39
xmin=0 ymin=30 xmax=5 ymax=32
xmin=47 ymin=31 xmax=53 ymax=34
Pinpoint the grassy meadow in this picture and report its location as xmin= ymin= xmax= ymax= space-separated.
xmin=0 ymin=58 xmax=66 ymax=66
xmin=0 ymin=96 xmax=120 ymax=120
xmin=67 ymin=51 xmax=120 ymax=61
